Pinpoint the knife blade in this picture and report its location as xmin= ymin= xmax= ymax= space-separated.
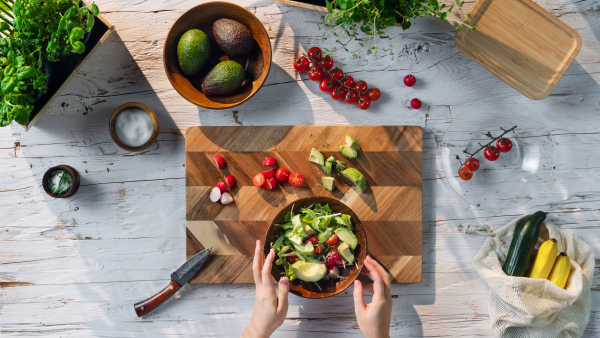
xmin=134 ymin=247 xmax=212 ymax=317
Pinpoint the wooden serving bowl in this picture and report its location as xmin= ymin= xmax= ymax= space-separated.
xmin=264 ymin=196 xmax=367 ymax=299
xmin=109 ymin=102 xmax=159 ymax=152
xmin=163 ymin=1 xmax=272 ymax=109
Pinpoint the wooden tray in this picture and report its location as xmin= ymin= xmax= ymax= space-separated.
xmin=455 ymin=0 xmax=581 ymax=99
xmin=185 ymin=126 xmax=423 ymax=284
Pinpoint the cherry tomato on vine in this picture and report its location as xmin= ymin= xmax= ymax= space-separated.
xmin=294 ymin=56 xmax=309 ymax=72
xmin=252 ymin=173 xmax=265 ymax=187
xmin=308 ymin=47 xmax=323 ymax=62
xmin=319 ymin=78 xmax=334 ymax=92
xmin=344 ymin=90 xmax=358 ymax=104
xmin=458 ymin=166 xmax=473 ymax=181
xmin=308 ymin=66 xmax=324 ymax=81
xmin=496 ymin=137 xmax=513 ymax=153
xmin=354 ymin=80 xmax=368 ymax=93
xmin=464 ymin=158 xmax=480 ymax=172
xmin=330 ymin=87 xmax=347 ymax=101
xmin=484 ymin=146 xmax=500 ymax=161
xmin=357 ymin=95 xmax=371 ymax=110
xmin=275 ymin=167 xmax=290 ymax=182
xmin=331 ymin=68 xmax=344 ymax=81
xmin=288 ymin=173 xmax=305 ymax=186
xmin=321 ymin=55 xmax=334 ymax=70
xmin=342 ymin=76 xmax=356 ymax=88
xmin=367 ymin=88 xmax=381 ymax=101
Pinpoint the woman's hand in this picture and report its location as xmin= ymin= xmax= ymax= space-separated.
xmin=241 ymin=240 xmax=289 ymax=338
xmin=353 ymin=255 xmax=393 ymax=338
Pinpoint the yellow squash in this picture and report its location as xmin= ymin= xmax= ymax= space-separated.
xmin=548 ymin=252 xmax=571 ymax=289
xmin=527 ymin=238 xmax=558 ymax=279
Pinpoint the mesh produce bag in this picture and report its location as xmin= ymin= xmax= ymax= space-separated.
xmin=469 ymin=215 xmax=595 ymax=338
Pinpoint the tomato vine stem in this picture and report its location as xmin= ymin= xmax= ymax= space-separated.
xmin=455 ymin=125 xmax=517 ymax=174
xmin=304 ymin=54 xmax=368 ymax=96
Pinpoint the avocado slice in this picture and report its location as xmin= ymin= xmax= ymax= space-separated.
xmin=335 ymin=228 xmax=358 ymax=249
xmin=340 ymin=145 xmax=357 ymax=160
xmin=338 ymin=242 xmax=354 ymax=264
xmin=346 ymin=135 xmax=361 ymax=151
xmin=317 ymin=227 xmax=334 ymax=243
xmin=302 ymin=224 xmax=315 ymax=241
xmin=334 ymin=214 xmax=352 ymax=230
xmin=322 ymin=161 xmax=332 ymax=175
xmin=292 ymin=261 xmax=327 ymax=282
xmin=285 ymin=230 xmax=303 ymax=245
xmin=322 ymin=177 xmax=335 ymax=191
xmin=341 ymin=168 xmax=367 ymax=193
xmin=177 ymin=29 xmax=211 ymax=76
xmin=309 ymin=148 xmax=325 ymax=165
xmin=293 ymin=242 xmax=315 ymax=256
xmin=335 ymin=160 xmax=346 ymax=172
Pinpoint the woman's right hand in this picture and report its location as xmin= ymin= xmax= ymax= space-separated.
xmin=353 ymin=255 xmax=393 ymax=338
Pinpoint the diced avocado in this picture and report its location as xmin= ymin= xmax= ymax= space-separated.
xmin=326 ymin=156 xmax=336 ymax=163
xmin=335 ymin=228 xmax=358 ymax=250
xmin=285 ymin=230 xmax=303 ymax=245
xmin=346 ymin=135 xmax=361 ymax=151
xmin=338 ymin=242 xmax=354 ymax=264
xmin=302 ymin=225 xmax=315 ymax=241
xmin=340 ymin=145 xmax=357 ymax=160
xmin=317 ymin=227 xmax=334 ymax=243
xmin=335 ymin=160 xmax=346 ymax=172
xmin=201 ymin=60 xmax=245 ymax=96
xmin=292 ymin=261 xmax=327 ymax=282
xmin=322 ymin=177 xmax=335 ymax=192
xmin=293 ymin=242 xmax=315 ymax=256
xmin=341 ymin=168 xmax=367 ymax=193
xmin=177 ymin=29 xmax=211 ymax=76
xmin=291 ymin=215 xmax=306 ymax=236
xmin=322 ymin=161 xmax=332 ymax=175
xmin=309 ymin=148 xmax=325 ymax=165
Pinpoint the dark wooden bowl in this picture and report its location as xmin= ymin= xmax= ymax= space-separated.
xmin=42 ymin=165 xmax=80 ymax=198
xmin=109 ymin=102 xmax=159 ymax=152
xmin=264 ymin=196 xmax=367 ymax=299
xmin=163 ymin=1 xmax=272 ymax=109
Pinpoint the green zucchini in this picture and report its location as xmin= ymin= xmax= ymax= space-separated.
xmin=502 ymin=211 xmax=547 ymax=277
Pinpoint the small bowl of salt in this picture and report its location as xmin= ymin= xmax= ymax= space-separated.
xmin=109 ymin=102 xmax=159 ymax=151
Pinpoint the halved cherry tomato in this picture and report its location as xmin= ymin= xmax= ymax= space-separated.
xmin=275 ymin=167 xmax=290 ymax=182
xmin=306 ymin=236 xmax=318 ymax=245
xmin=324 ymin=234 xmax=339 ymax=246
xmin=465 ymin=158 xmax=480 ymax=171
xmin=354 ymin=80 xmax=368 ymax=93
xmin=288 ymin=255 xmax=298 ymax=263
xmin=458 ymin=166 xmax=473 ymax=181
xmin=367 ymin=88 xmax=381 ymax=101
xmin=319 ymin=78 xmax=334 ymax=92
xmin=294 ymin=57 xmax=309 ymax=72
xmin=263 ymin=157 xmax=277 ymax=166
xmin=288 ymin=173 xmax=305 ymax=186
xmin=496 ymin=137 xmax=513 ymax=153
xmin=484 ymin=146 xmax=500 ymax=161
xmin=263 ymin=177 xmax=277 ymax=190
xmin=252 ymin=173 xmax=265 ymax=187
xmin=321 ymin=54 xmax=334 ymax=70
xmin=314 ymin=244 xmax=325 ymax=254
xmin=262 ymin=168 xmax=275 ymax=179
xmin=342 ymin=76 xmax=356 ymax=88
xmin=308 ymin=66 xmax=324 ymax=81
xmin=307 ymin=46 xmax=323 ymax=62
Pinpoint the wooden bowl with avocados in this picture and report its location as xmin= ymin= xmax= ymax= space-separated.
xmin=163 ymin=1 xmax=272 ymax=109
xmin=264 ymin=196 xmax=368 ymax=299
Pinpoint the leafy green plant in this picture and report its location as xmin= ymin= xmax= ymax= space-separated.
xmin=321 ymin=0 xmax=474 ymax=56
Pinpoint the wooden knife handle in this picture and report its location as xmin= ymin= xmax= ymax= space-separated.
xmin=134 ymin=280 xmax=181 ymax=317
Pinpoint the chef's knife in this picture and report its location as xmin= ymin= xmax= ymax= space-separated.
xmin=134 ymin=247 xmax=212 ymax=317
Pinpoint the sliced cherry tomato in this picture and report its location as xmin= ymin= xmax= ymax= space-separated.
xmin=263 ymin=157 xmax=277 ymax=166
xmin=354 ymin=80 xmax=368 ymax=94
xmin=288 ymin=173 xmax=304 ymax=186
xmin=344 ymin=90 xmax=358 ymax=104
xmin=324 ymin=234 xmax=339 ymax=246
xmin=330 ymin=67 xmax=344 ymax=81
xmin=330 ymin=86 xmax=347 ymax=101
xmin=484 ymin=146 xmax=500 ymax=161
xmin=308 ymin=65 xmax=324 ymax=81
xmin=294 ymin=57 xmax=309 ymax=72
xmin=314 ymin=244 xmax=325 ymax=254
xmin=321 ymin=54 xmax=334 ymax=70
xmin=319 ymin=78 xmax=334 ymax=92
xmin=287 ymin=255 xmax=298 ymax=263
xmin=308 ymin=47 xmax=323 ymax=62
xmin=496 ymin=137 xmax=513 ymax=153
xmin=262 ymin=168 xmax=275 ymax=179
xmin=458 ymin=166 xmax=473 ymax=181
xmin=367 ymin=88 xmax=381 ymax=101
xmin=263 ymin=177 xmax=277 ymax=190
xmin=252 ymin=173 xmax=265 ymax=187
xmin=357 ymin=95 xmax=371 ymax=110
xmin=464 ymin=158 xmax=480 ymax=172
xmin=306 ymin=236 xmax=318 ymax=245
xmin=275 ymin=167 xmax=290 ymax=182
xmin=342 ymin=76 xmax=356 ymax=88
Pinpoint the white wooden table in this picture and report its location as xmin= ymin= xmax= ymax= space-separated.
xmin=1 ymin=0 xmax=599 ymax=336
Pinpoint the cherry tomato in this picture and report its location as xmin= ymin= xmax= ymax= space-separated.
xmin=308 ymin=47 xmax=323 ymax=62
xmin=252 ymin=173 xmax=265 ymax=187
xmin=324 ymin=234 xmax=339 ymax=246
xmin=319 ymin=78 xmax=334 ymax=92
xmin=287 ymin=255 xmax=298 ymax=263
xmin=354 ymin=80 xmax=368 ymax=94
xmin=294 ymin=57 xmax=309 ymax=72
xmin=263 ymin=157 xmax=277 ymax=166
xmin=330 ymin=68 xmax=344 ymax=81
xmin=288 ymin=173 xmax=304 ymax=186
xmin=275 ymin=167 xmax=290 ymax=182
xmin=367 ymin=88 xmax=381 ymax=101
xmin=459 ymin=166 xmax=473 ymax=181
xmin=344 ymin=90 xmax=358 ymax=104
xmin=262 ymin=168 xmax=275 ymax=179
xmin=410 ymin=98 xmax=422 ymax=109
xmin=357 ymin=95 xmax=371 ymax=110
xmin=484 ymin=146 xmax=500 ymax=161
xmin=308 ymin=66 xmax=324 ymax=81
xmin=314 ymin=244 xmax=325 ymax=254
xmin=404 ymin=74 xmax=416 ymax=87
xmin=496 ymin=137 xmax=513 ymax=153
xmin=263 ymin=177 xmax=277 ymax=190
xmin=342 ymin=76 xmax=356 ymax=88
xmin=306 ymin=236 xmax=318 ymax=245
xmin=321 ymin=54 xmax=334 ymax=70
xmin=464 ymin=158 xmax=480 ymax=172
xmin=330 ymin=87 xmax=347 ymax=101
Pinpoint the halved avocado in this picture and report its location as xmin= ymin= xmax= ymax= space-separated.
xmin=292 ymin=261 xmax=327 ymax=282
xmin=341 ymin=168 xmax=367 ymax=193
xmin=340 ymin=145 xmax=357 ymax=160
xmin=309 ymin=148 xmax=325 ymax=165
xmin=335 ymin=228 xmax=358 ymax=249
xmin=338 ymin=242 xmax=354 ymax=264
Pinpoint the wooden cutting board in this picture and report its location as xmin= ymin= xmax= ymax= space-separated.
xmin=185 ymin=126 xmax=422 ymax=284
xmin=455 ymin=0 xmax=581 ymax=99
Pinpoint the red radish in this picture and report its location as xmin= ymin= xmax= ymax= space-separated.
xmin=263 ymin=177 xmax=277 ymax=191
xmin=404 ymin=74 xmax=416 ymax=87
xmin=224 ymin=175 xmax=236 ymax=189
xmin=411 ymin=98 xmax=422 ymax=109
xmin=209 ymin=187 xmax=221 ymax=202
xmin=216 ymin=180 xmax=228 ymax=193
xmin=220 ymin=192 xmax=233 ymax=205
xmin=334 ymin=258 xmax=345 ymax=266
xmin=327 ymin=266 xmax=340 ymax=279
xmin=263 ymin=157 xmax=277 ymax=166
xmin=213 ymin=154 xmax=226 ymax=168
xmin=262 ymin=168 xmax=275 ymax=179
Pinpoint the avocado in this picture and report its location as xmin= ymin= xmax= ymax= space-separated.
xmin=340 ymin=145 xmax=357 ymax=159
xmin=201 ymin=60 xmax=245 ymax=96
xmin=346 ymin=135 xmax=361 ymax=151
xmin=303 ymin=224 xmax=315 ymax=241
xmin=338 ymin=242 xmax=354 ymax=264
xmin=309 ymin=148 xmax=325 ymax=165
xmin=317 ymin=227 xmax=333 ymax=243
xmin=334 ymin=215 xmax=352 ymax=229
xmin=335 ymin=228 xmax=358 ymax=249
xmin=322 ymin=161 xmax=332 ymax=175
xmin=293 ymin=242 xmax=315 ymax=256
xmin=322 ymin=177 xmax=335 ymax=191
xmin=335 ymin=160 xmax=346 ymax=172
xmin=341 ymin=168 xmax=367 ymax=193
xmin=177 ymin=29 xmax=211 ymax=76
xmin=292 ymin=261 xmax=327 ymax=282
xmin=213 ymin=18 xmax=254 ymax=56
xmin=285 ymin=229 xmax=303 ymax=245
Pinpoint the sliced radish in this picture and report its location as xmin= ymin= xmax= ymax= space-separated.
xmin=220 ymin=192 xmax=233 ymax=205
xmin=224 ymin=175 xmax=236 ymax=189
xmin=334 ymin=258 xmax=344 ymax=266
xmin=209 ymin=187 xmax=222 ymax=202
xmin=327 ymin=266 xmax=340 ymax=279
xmin=216 ymin=180 xmax=228 ymax=193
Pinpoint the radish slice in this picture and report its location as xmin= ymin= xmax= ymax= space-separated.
xmin=209 ymin=187 xmax=222 ymax=202
xmin=220 ymin=192 xmax=233 ymax=205
xmin=334 ymin=258 xmax=344 ymax=266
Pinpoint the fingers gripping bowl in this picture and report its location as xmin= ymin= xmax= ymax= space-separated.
xmin=264 ymin=196 xmax=367 ymax=298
